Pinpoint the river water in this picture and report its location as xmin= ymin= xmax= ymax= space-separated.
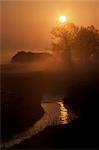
xmin=1 ymin=99 xmax=77 ymax=148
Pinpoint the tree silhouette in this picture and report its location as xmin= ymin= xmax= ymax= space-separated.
xmin=73 ymin=25 xmax=99 ymax=63
xmin=51 ymin=23 xmax=99 ymax=64
xmin=51 ymin=23 xmax=78 ymax=64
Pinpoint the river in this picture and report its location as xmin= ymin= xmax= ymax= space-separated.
xmin=0 ymin=99 xmax=77 ymax=148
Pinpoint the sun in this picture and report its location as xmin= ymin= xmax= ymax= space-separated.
xmin=59 ymin=16 xmax=67 ymax=23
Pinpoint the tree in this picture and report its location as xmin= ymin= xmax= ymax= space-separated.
xmin=73 ymin=25 xmax=99 ymax=62
xmin=51 ymin=23 xmax=99 ymax=64
xmin=51 ymin=23 xmax=78 ymax=67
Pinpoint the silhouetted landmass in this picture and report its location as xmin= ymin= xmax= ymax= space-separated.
xmin=11 ymin=51 xmax=52 ymax=63
xmin=10 ymin=62 xmax=99 ymax=149
xmin=63 ymin=63 xmax=99 ymax=113
xmin=1 ymin=67 xmax=45 ymax=141
xmin=11 ymin=87 xmax=98 ymax=149
xmin=1 ymin=55 xmax=99 ymax=148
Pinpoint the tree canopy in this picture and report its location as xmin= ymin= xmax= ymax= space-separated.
xmin=51 ymin=23 xmax=99 ymax=62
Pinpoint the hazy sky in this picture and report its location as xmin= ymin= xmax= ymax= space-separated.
xmin=1 ymin=0 xmax=99 ymax=52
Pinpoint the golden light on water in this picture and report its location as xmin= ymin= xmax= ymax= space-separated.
xmin=59 ymin=16 xmax=67 ymax=23
xmin=58 ymin=101 xmax=68 ymax=124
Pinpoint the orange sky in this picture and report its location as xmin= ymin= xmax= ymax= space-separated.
xmin=1 ymin=0 xmax=99 ymax=52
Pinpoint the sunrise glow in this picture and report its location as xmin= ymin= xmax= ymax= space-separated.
xmin=59 ymin=16 xmax=67 ymax=23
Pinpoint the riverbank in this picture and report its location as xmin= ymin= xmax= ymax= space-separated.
xmin=1 ymin=62 xmax=98 ymax=149
xmin=10 ymin=117 xmax=97 ymax=149
xmin=10 ymin=94 xmax=98 ymax=149
xmin=1 ymin=70 xmax=44 ymax=141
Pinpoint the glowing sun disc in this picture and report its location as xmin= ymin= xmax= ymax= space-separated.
xmin=59 ymin=16 xmax=67 ymax=23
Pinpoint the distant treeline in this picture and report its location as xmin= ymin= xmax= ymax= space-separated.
xmin=11 ymin=51 xmax=52 ymax=63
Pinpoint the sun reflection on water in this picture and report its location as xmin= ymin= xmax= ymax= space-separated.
xmin=57 ymin=101 xmax=68 ymax=124
xmin=41 ymin=100 xmax=75 ymax=125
